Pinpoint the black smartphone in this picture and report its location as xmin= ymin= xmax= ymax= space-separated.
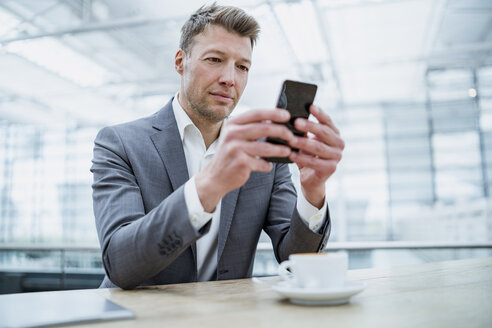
xmin=264 ymin=80 xmax=318 ymax=163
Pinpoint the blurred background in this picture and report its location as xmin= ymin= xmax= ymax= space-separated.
xmin=1 ymin=0 xmax=491 ymax=293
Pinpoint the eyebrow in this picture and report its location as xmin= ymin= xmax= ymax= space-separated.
xmin=204 ymin=50 xmax=251 ymax=65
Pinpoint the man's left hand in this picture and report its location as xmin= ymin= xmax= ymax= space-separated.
xmin=288 ymin=105 xmax=345 ymax=209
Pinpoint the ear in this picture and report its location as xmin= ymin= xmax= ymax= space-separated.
xmin=175 ymin=49 xmax=185 ymax=75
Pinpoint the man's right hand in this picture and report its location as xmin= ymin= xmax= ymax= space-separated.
xmin=195 ymin=109 xmax=294 ymax=212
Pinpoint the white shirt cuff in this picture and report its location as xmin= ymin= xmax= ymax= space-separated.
xmin=297 ymin=191 xmax=327 ymax=232
xmin=184 ymin=176 xmax=215 ymax=230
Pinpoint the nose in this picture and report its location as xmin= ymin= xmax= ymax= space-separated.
xmin=218 ymin=62 xmax=235 ymax=88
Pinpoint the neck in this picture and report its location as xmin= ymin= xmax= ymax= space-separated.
xmin=178 ymin=93 xmax=222 ymax=149
xmin=192 ymin=116 xmax=222 ymax=149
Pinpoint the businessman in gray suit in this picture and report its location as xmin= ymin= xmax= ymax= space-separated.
xmin=91 ymin=4 xmax=345 ymax=289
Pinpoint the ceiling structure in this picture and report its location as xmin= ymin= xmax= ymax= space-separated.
xmin=0 ymin=0 xmax=491 ymax=127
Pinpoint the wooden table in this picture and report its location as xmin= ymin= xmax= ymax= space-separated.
xmin=40 ymin=257 xmax=492 ymax=327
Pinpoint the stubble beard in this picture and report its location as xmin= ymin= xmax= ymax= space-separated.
xmin=187 ymin=92 xmax=236 ymax=123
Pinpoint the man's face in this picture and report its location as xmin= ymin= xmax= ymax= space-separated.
xmin=175 ymin=25 xmax=252 ymax=122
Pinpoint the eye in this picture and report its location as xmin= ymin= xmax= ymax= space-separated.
xmin=206 ymin=57 xmax=221 ymax=63
xmin=238 ymin=65 xmax=249 ymax=72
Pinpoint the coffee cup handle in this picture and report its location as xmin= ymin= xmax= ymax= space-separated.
xmin=278 ymin=260 xmax=294 ymax=282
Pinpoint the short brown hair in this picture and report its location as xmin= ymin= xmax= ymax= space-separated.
xmin=179 ymin=3 xmax=260 ymax=53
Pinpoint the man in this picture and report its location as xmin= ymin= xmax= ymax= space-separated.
xmin=91 ymin=4 xmax=344 ymax=289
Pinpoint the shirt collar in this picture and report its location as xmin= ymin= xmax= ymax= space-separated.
xmin=172 ymin=92 xmax=195 ymax=143
xmin=172 ymin=92 xmax=219 ymax=156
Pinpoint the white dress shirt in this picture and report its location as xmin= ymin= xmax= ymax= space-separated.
xmin=172 ymin=94 xmax=327 ymax=282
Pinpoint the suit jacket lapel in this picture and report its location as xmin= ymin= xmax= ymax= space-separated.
xmin=150 ymin=99 xmax=197 ymax=265
xmin=217 ymin=188 xmax=240 ymax=262
xmin=150 ymin=99 xmax=189 ymax=191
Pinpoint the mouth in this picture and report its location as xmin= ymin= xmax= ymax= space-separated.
xmin=210 ymin=92 xmax=233 ymax=104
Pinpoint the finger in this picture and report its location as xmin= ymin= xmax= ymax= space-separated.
xmin=224 ymin=122 xmax=294 ymax=143
xmin=248 ymin=157 xmax=273 ymax=173
xmin=289 ymin=137 xmax=342 ymax=161
xmin=294 ymin=119 xmax=345 ymax=149
xmin=309 ymin=105 xmax=340 ymax=135
xmin=228 ymin=108 xmax=290 ymax=125
xmin=241 ymin=141 xmax=292 ymax=158
xmin=290 ymin=152 xmax=338 ymax=177
xmin=311 ymin=134 xmax=345 ymax=151
xmin=297 ymin=148 xmax=316 ymax=158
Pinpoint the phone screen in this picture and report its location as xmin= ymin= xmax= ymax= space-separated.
xmin=265 ymin=80 xmax=318 ymax=163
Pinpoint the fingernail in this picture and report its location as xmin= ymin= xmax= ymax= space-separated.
xmin=297 ymin=119 xmax=305 ymax=128
xmin=281 ymin=110 xmax=290 ymax=119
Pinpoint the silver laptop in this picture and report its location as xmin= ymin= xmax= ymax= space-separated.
xmin=0 ymin=290 xmax=135 ymax=328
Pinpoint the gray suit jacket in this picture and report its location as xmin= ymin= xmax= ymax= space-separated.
xmin=91 ymin=99 xmax=331 ymax=289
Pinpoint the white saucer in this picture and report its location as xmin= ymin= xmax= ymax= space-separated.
xmin=272 ymin=280 xmax=367 ymax=305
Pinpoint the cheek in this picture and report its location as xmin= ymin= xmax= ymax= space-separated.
xmin=236 ymin=75 xmax=248 ymax=96
xmin=183 ymin=67 xmax=201 ymax=92
xmin=190 ymin=66 xmax=216 ymax=88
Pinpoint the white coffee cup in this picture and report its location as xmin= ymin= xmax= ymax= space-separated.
xmin=278 ymin=252 xmax=348 ymax=289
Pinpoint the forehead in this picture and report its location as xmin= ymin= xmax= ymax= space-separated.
xmin=189 ymin=25 xmax=252 ymax=60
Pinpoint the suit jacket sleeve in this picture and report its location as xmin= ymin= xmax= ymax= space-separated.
xmin=91 ymin=126 xmax=209 ymax=289
xmin=263 ymin=163 xmax=331 ymax=263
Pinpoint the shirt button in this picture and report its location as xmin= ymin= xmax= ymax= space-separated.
xmin=190 ymin=215 xmax=197 ymax=223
